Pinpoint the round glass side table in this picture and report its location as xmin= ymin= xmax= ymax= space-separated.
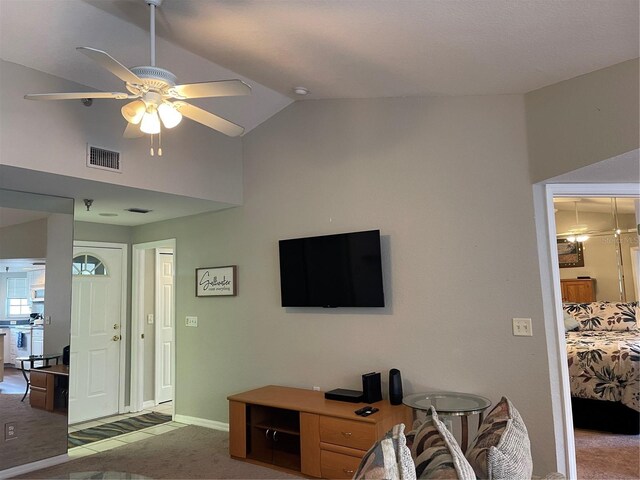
xmin=403 ymin=391 xmax=492 ymax=453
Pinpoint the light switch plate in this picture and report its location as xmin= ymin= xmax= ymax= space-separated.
xmin=147 ymin=314 xmax=154 ymax=324
xmin=513 ymin=318 xmax=533 ymax=336
xmin=185 ymin=316 xmax=198 ymax=327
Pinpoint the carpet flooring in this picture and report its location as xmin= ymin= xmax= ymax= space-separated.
xmin=20 ymin=426 xmax=304 ymax=479
xmin=68 ymin=412 xmax=172 ymax=448
xmin=575 ymin=428 xmax=640 ymax=479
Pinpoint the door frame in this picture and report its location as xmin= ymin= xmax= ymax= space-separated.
xmin=131 ymin=238 xmax=176 ymax=413
xmin=72 ymin=240 xmax=129 ymax=416
xmin=533 ymin=182 xmax=638 ymax=479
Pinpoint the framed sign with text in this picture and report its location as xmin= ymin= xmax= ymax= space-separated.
xmin=195 ymin=265 xmax=237 ymax=297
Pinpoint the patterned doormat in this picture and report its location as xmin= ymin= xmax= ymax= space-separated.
xmin=68 ymin=412 xmax=172 ymax=448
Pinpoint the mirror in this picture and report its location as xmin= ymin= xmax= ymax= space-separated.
xmin=0 ymin=189 xmax=74 ymax=470
xmin=554 ymin=197 xmax=639 ymax=303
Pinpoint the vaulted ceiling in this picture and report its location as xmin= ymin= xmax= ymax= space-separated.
xmin=1 ymin=0 xmax=638 ymax=226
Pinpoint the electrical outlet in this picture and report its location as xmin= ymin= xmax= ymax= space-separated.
xmin=5 ymin=422 xmax=17 ymax=441
xmin=513 ymin=318 xmax=533 ymax=337
xmin=45 ymin=316 xmax=51 ymax=325
xmin=312 ymin=386 xmax=321 ymax=391
xmin=185 ymin=316 xmax=198 ymax=327
xmin=147 ymin=314 xmax=154 ymax=324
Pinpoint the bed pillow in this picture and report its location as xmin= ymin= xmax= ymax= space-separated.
xmin=465 ymin=397 xmax=532 ymax=480
xmin=563 ymin=311 xmax=579 ymax=332
xmin=354 ymin=423 xmax=416 ymax=480
xmin=569 ymin=302 xmax=639 ymax=331
xmin=410 ymin=407 xmax=476 ymax=479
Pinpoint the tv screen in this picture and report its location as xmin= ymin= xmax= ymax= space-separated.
xmin=278 ymin=230 xmax=385 ymax=307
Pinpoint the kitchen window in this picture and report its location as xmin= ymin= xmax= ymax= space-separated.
xmin=6 ymin=277 xmax=31 ymax=317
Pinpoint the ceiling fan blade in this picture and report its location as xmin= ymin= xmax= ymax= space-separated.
xmin=77 ymin=47 xmax=143 ymax=85
xmin=123 ymin=122 xmax=143 ymax=138
xmin=171 ymin=80 xmax=251 ymax=99
xmin=176 ymin=103 xmax=244 ymax=137
xmin=24 ymin=92 xmax=131 ymax=101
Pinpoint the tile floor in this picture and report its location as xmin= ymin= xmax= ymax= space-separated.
xmin=67 ymin=401 xmax=186 ymax=459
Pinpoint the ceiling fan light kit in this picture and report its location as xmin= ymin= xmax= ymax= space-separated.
xmin=23 ymin=0 xmax=251 ymax=155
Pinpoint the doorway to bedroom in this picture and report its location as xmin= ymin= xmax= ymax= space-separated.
xmin=551 ymin=194 xmax=639 ymax=479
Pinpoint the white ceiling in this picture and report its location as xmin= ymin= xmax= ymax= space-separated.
xmin=1 ymin=0 xmax=638 ymax=226
xmin=554 ymin=197 xmax=639 ymax=215
xmin=2 ymin=0 xmax=638 ymax=101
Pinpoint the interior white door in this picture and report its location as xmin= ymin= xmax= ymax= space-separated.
xmin=155 ymin=248 xmax=174 ymax=404
xmin=70 ymin=245 xmax=123 ymax=424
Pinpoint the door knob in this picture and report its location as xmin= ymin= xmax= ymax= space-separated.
xmin=112 ymin=335 xmax=121 ymax=341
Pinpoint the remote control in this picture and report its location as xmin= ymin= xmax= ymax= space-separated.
xmin=355 ymin=406 xmax=373 ymax=415
xmin=360 ymin=407 xmax=379 ymax=417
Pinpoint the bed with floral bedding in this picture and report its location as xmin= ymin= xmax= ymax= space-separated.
xmin=563 ymin=301 xmax=639 ymax=433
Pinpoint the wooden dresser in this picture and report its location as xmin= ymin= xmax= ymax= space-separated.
xmin=561 ymin=278 xmax=596 ymax=303
xmin=228 ymin=385 xmax=412 ymax=479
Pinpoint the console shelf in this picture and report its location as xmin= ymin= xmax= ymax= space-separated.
xmin=228 ymin=385 xmax=412 ymax=479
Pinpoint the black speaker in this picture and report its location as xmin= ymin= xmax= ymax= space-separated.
xmin=62 ymin=345 xmax=70 ymax=366
xmin=362 ymin=372 xmax=382 ymax=403
xmin=389 ymin=368 xmax=403 ymax=405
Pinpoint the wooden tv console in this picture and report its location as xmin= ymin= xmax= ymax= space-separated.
xmin=228 ymin=385 xmax=412 ymax=479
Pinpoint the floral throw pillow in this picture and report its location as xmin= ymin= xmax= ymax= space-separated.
xmin=354 ymin=423 xmax=416 ymax=480
xmin=465 ymin=397 xmax=532 ymax=480
xmin=565 ymin=302 xmax=639 ymax=331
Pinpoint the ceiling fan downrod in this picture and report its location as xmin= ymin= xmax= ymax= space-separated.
xmin=146 ymin=0 xmax=163 ymax=67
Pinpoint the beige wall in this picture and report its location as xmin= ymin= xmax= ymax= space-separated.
xmin=0 ymin=218 xmax=47 ymax=259
xmin=134 ymin=96 xmax=559 ymax=473
xmin=525 ymin=59 xmax=639 ymax=183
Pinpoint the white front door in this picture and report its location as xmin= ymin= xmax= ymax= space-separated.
xmin=155 ymin=248 xmax=174 ymax=404
xmin=69 ymin=245 xmax=124 ymax=423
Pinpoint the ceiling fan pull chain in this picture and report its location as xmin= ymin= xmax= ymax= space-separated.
xmin=150 ymin=133 xmax=154 ymax=156
xmin=158 ymin=130 xmax=163 ymax=156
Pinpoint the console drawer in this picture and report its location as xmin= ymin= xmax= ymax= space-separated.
xmin=319 ymin=416 xmax=376 ymax=451
xmin=30 ymin=387 xmax=47 ymax=409
xmin=30 ymin=370 xmax=48 ymax=388
xmin=321 ymin=449 xmax=361 ymax=479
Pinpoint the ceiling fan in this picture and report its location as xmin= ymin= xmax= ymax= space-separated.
xmin=24 ymin=0 xmax=251 ymax=150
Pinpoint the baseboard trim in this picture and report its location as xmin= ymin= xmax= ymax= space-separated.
xmin=174 ymin=414 xmax=229 ymax=432
xmin=143 ymin=400 xmax=156 ymax=409
xmin=0 ymin=453 xmax=69 ymax=479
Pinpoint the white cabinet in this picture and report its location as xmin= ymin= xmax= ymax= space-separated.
xmin=27 ymin=268 xmax=46 ymax=304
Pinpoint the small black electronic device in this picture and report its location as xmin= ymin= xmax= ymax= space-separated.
xmin=360 ymin=408 xmax=379 ymax=417
xmin=389 ymin=368 xmax=403 ymax=405
xmin=362 ymin=372 xmax=382 ymax=403
xmin=325 ymin=388 xmax=364 ymax=403
xmin=354 ymin=406 xmax=374 ymax=415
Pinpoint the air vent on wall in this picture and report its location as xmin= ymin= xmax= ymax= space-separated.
xmin=87 ymin=144 xmax=121 ymax=172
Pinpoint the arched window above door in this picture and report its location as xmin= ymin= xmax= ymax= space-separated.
xmin=72 ymin=254 xmax=108 ymax=276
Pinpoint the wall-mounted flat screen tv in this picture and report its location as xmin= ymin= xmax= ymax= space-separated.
xmin=278 ymin=229 xmax=385 ymax=308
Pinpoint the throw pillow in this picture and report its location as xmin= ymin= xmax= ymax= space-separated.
xmin=465 ymin=397 xmax=532 ymax=480
xmin=563 ymin=311 xmax=579 ymax=332
xmin=411 ymin=407 xmax=476 ymax=479
xmin=354 ymin=423 xmax=416 ymax=480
